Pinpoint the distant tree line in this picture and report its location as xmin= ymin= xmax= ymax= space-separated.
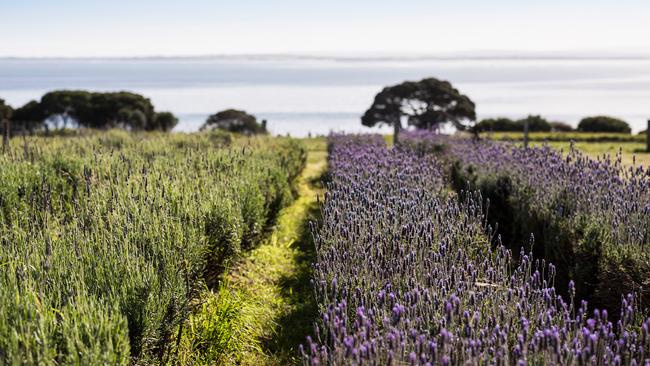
xmin=0 ymin=91 xmax=178 ymax=135
xmin=361 ymin=78 xmax=640 ymax=140
xmin=472 ymin=115 xmax=554 ymax=133
xmin=473 ymin=115 xmax=633 ymax=134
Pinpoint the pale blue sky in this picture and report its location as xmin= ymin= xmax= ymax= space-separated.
xmin=1 ymin=0 xmax=649 ymax=57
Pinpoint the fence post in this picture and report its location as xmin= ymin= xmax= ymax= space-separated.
xmin=646 ymin=119 xmax=650 ymax=153
xmin=393 ymin=121 xmax=400 ymax=145
xmin=2 ymin=119 xmax=9 ymax=154
xmin=523 ymin=119 xmax=529 ymax=148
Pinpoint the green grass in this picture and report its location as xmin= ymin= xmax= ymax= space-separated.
xmin=525 ymin=141 xmax=650 ymax=167
xmin=482 ymin=131 xmax=647 ymax=143
xmin=477 ymin=131 xmax=650 ymax=167
xmin=177 ymin=137 xmax=327 ymax=365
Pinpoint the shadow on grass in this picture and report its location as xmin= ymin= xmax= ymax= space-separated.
xmin=262 ymin=192 xmax=322 ymax=364
xmin=308 ymin=168 xmax=329 ymax=190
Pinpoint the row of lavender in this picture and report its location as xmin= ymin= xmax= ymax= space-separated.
xmin=402 ymin=131 xmax=650 ymax=315
xmin=302 ymin=134 xmax=649 ymax=365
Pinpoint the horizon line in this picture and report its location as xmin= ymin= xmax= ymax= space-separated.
xmin=3 ymin=51 xmax=650 ymax=62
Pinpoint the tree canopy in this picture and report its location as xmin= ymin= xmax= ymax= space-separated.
xmin=578 ymin=116 xmax=631 ymax=133
xmin=550 ymin=121 xmax=574 ymax=132
xmin=472 ymin=115 xmax=552 ymax=133
xmin=40 ymin=90 xmax=159 ymax=130
xmin=149 ymin=112 xmax=179 ymax=132
xmin=86 ymin=92 xmax=156 ymax=129
xmin=40 ymin=90 xmax=91 ymax=128
xmin=1 ymin=91 xmax=176 ymax=133
xmin=201 ymin=109 xmax=267 ymax=135
xmin=472 ymin=118 xmax=520 ymax=132
xmin=11 ymin=100 xmax=46 ymax=132
xmin=518 ymin=115 xmax=552 ymax=132
xmin=362 ymin=78 xmax=476 ymax=132
xmin=0 ymin=99 xmax=13 ymax=121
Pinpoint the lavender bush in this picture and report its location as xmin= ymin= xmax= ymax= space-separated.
xmin=303 ymin=134 xmax=650 ymax=365
xmin=401 ymin=131 xmax=649 ymax=314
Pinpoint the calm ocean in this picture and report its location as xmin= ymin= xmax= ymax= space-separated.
xmin=1 ymin=57 xmax=649 ymax=136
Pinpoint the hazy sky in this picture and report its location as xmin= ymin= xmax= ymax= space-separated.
xmin=1 ymin=0 xmax=649 ymax=57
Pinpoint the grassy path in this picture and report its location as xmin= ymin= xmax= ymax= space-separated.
xmin=178 ymin=139 xmax=326 ymax=365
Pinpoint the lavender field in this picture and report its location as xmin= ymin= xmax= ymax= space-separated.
xmin=302 ymin=134 xmax=650 ymax=365
xmin=5 ymin=0 xmax=650 ymax=364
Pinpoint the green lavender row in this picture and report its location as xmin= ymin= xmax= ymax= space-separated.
xmin=0 ymin=130 xmax=306 ymax=365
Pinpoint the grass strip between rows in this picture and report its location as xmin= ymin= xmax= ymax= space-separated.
xmin=178 ymin=140 xmax=327 ymax=365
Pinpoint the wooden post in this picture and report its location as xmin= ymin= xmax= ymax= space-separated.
xmin=23 ymin=130 xmax=29 ymax=161
xmin=523 ymin=119 xmax=529 ymax=148
xmin=646 ymin=120 xmax=650 ymax=153
xmin=2 ymin=119 xmax=9 ymax=154
xmin=393 ymin=120 xmax=400 ymax=145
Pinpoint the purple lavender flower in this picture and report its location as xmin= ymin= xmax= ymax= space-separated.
xmin=302 ymin=133 xmax=650 ymax=365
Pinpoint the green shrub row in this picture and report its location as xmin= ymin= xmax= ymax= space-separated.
xmin=0 ymin=130 xmax=305 ymax=365
xmin=474 ymin=115 xmax=634 ymax=134
xmin=482 ymin=131 xmax=647 ymax=142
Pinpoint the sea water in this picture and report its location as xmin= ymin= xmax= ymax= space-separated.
xmin=1 ymin=56 xmax=649 ymax=136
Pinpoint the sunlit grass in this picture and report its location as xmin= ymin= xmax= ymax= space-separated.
xmin=482 ymin=131 xmax=647 ymax=142
xmin=476 ymin=130 xmax=650 ymax=167
xmin=527 ymin=141 xmax=650 ymax=167
xmin=178 ymin=138 xmax=326 ymax=365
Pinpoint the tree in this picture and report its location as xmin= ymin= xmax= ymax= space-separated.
xmin=116 ymin=108 xmax=147 ymax=130
xmin=12 ymin=100 xmax=46 ymax=133
xmin=550 ymin=121 xmax=574 ymax=132
xmin=578 ymin=116 xmax=631 ymax=133
xmin=0 ymin=99 xmax=12 ymax=121
xmin=40 ymin=90 xmax=91 ymax=129
xmin=472 ymin=118 xmax=520 ymax=132
xmin=87 ymin=92 xmax=155 ymax=129
xmin=517 ymin=115 xmax=552 ymax=132
xmin=38 ymin=90 xmax=176 ymax=131
xmin=149 ymin=112 xmax=178 ymax=132
xmin=362 ymin=78 xmax=476 ymax=141
xmin=0 ymin=99 xmax=13 ymax=143
xmin=201 ymin=109 xmax=267 ymax=135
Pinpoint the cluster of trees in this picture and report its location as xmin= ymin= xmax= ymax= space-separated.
xmin=473 ymin=115 xmax=633 ymax=134
xmin=472 ymin=115 xmax=555 ymax=133
xmin=4 ymin=93 xmax=269 ymax=137
xmin=0 ymin=91 xmax=178 ymax=134
xmin=200 ymin=109 xmax=268 ymax=135
xmin=361 ymin=78 xmax=638 ymax=139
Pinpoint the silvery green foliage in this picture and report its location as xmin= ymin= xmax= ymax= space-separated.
xmin=0 ymin=132 xmax=305 ymax=365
